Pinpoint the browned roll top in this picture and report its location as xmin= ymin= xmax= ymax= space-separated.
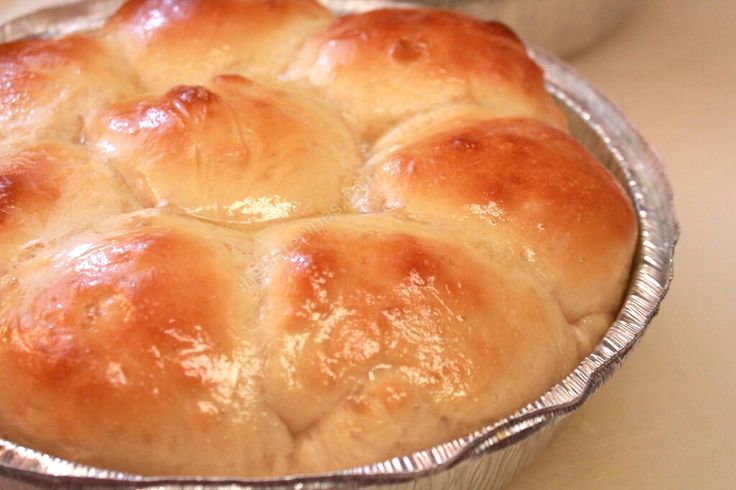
xmin=353 ymin=117 xmax=637 ymax=330
xmin=104 ymin=0 xmax=333 ymax=90
xmin=286 ymin=8 xmax=567 ymax=141
xmin=0 ymin=0 xmax=637 ymax=478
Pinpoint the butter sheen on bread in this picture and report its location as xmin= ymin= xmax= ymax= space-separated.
xmin=0 ymin=0 xmax=637 ymax=477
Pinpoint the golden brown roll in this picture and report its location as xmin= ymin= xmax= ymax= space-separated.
xmin=0 ymin=35 xmax=140 ymax=144
xmin=0 ymin=210 xmax=292 ymax=476
xmin=255 ymin=216 xmax=578 ymax=472
xmin=352 ymin=118 xmax=638 ymax=349
xmin=0 ymin=0 xmax=638 ymax=479
xmin=0 ymin=142 xmax=140 ymax=269
xmin=88 ymin=75 xmax=361 ymax=226
xmin=286 ymin=8 xmax=566 ymax=143
xmin=104 ymin=0 xmax=333 ymax=91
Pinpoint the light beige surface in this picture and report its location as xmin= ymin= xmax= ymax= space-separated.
xmin=509 ymin=1 xmax=736 ymax=488
xmin=0 ymin=0 xmax=734 ymax=487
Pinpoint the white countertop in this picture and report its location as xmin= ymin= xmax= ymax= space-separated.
xmin=509 ymin=1 xmax=736 ymax=488
xmin=1 ymin=0 xmax=734 ymax=488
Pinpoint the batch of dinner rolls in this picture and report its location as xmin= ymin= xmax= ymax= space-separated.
xmin=0 ymin=0 xmax=637 ymax=477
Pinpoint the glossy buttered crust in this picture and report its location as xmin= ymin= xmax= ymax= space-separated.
xmin=0 ymin=35 xmax=140 ymax=144
xmin=87 ymin=75 xmax=361 ymax=225
xmin=353 ymin=117 xmax=637 ymax=348
xmin=103 ymin=0 xmax=333 ymax=91
xmin=0 ymin=0 xmax=637 ymax=478
xmin=0 ymin=142 xmax=140 ymax=270
xmin=285 ymin=8 xmax=567 ymax=142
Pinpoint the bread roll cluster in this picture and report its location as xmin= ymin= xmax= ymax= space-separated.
xmin=0 ymin=0 xmax=637 ymax=477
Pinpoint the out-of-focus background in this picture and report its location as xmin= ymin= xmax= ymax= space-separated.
xmin=1 ymin=0 xmax=734 ymax=488
xmin=507 ymin=1 xmax=736 ymax=487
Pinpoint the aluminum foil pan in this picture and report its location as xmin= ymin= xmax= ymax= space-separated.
xmin=321 ymin=0 xmax=638 ymax=57
xmin=0 ymin=1 xmax=679 ymax=488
